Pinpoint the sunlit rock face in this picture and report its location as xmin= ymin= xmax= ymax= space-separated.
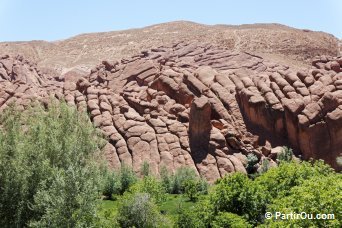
xmin=1 ymin=41 xmax=341 ymax=182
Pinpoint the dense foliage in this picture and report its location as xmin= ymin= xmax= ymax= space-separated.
xmin=0 ymin=102 xmax=104 ymax=227
xmin=176 ymin=160 xmax=341 ymax=227
xmin=101 ymin=164 xmax=137 ymax=199
xmin=160 ymin=166 xmax=208 ymax=195
xmin=116 ymin=193 xmax=169 ymax=228
xmin=211 ymin=172 xmax=267 ymax=225
xmin=0 ymin=104 xmax=340 ymax=227
xmin=265 ymin=174 xmax=341 ymax=227
xmin=211 ymin=212 xmax=252 ymax=228
xmin=130 ymin=175 xmax=167 ymax=204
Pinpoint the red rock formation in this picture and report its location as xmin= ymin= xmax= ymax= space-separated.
xmin=1 ymin=42 xmax=341 ymax=182
xmin=234 ymin=56 xmax=342 ymax=170
xmin=189 ymin=96 xmax=212 ymax=153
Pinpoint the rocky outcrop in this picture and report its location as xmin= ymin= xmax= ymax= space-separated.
xmin=189 ymin=97 xmax=212 ymax=153
xmin=234 ymin=55 xmax=342 ymax=170
xmin=1 ymin=42 xmax=341 ymax=182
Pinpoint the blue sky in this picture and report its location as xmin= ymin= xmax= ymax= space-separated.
xmin=0 ymin=0 xmax=341 ymax=42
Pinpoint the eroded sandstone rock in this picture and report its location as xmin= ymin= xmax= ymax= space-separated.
xmin=1 ymin=42 xmax=341 ymax=183
xmin=189 ymin=96 xmax=212 ymax=153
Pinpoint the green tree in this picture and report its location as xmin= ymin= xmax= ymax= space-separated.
xmin=101 ymin=168 xmax=120 ymax=200
xmin=184 ymin=178 xmax=208 ymax=202
xmin=184 ymin=179 xmax=201 ymax=202
xmin=176 ymin=198 xmax=214 ymax=228
xmin=117 ymin=193 xmax=170 ymax=228
xmin=172 ymin=166 xmax=198 ymax=194
xmin=160 ymin=166 xmax=173 ymax=193
xmin=265 ymin=174 xmax=341 ymax=227
xmin=118 ymin=164 xmax=137 ymax=194
xmin=210 ymin=173 xmax=267 ymax=225
xmin=211 ymin=212 xmax=252 ymax=228
xmin=130 ymin=176 xmax=166 ymax=204
xmin=0 ymin=102 xmax=104 ymax=227
xmin=176 ymin=205 xmax=205 ymax=228
xmin=254 ymin=160 xmax=334 ymax=199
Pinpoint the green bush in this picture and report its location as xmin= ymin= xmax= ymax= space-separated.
xmin=160 ymin=166 xmax=173 ymax=193
xmin=176 ymin=197 xmax=214 ymax=228
xmin=184 ymin=179 xmax=200 ymax=202
xmin=130 ymin=176 xmax=166 ymax=204
xmin=211 ymin=212 xmax=252 ymax=228
xmin=178 ymin=160 xmax=341 ymax=227
xmin=210 ymin=173 xmax=267 ymax=225
xmin=254 ymin=160 xmax=334 ymax=199
xmin=265 ymin=174 xmax=341 ymax=227
xmin=277 ymin=146 xmax=293 ymax=163
xmin=176 ymin=205 xmax=205 ymax=228
xmin=160 ymin=166 xmax=206 ymax=194
xmin=117 ymin=193 xmax=170 ymax=228
xmin=0 ymin=102 xmax=103 ymax=227
xmin=141 ymin=161 xmax=150 ymax=177
xmin=118 ymin=164 xmax=137 ymax=195
xmin=101 ymin=164 xmax=137 ymax=197
xmin=184 ymin=178 xmax=208 ymax=202
xmin=258 ymin=158 xmax=270 ymax=174
xmin=172 ymin=166 xmax=198 ymax=194
xmin=245 ymin=153 xmax=258 ymax=173
xmin=101 ymin=168 xmax=120 ymax=199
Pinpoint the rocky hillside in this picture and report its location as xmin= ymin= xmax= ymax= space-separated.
xmin=1 ymin=40 xmax=341 ymax=181
xmin=0 ymin=21 xmax=339 ymax=75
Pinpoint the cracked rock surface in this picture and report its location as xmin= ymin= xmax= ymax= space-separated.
xmin=1 ymin=41 xmax=341 ymax=182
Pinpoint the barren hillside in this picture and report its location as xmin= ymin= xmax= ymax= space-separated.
xmin=0 ymin=21 xmax=339 ymax=76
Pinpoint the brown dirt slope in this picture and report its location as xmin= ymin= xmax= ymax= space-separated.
xmin=0 ymin=21 xmax=339 ymax=75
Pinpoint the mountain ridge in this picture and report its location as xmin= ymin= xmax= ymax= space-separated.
xmin=0 ymin=21 xmax=339 ymax=76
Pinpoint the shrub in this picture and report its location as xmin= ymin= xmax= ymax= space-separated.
xmin=160 ymin=166 xmax=209 ymax=195
xmin=265 ymin=174 xmax=341 ymax=227
xmin=184 ymin=179 xmax=201 ymax=202
xmin=141 ymin=161 xmax=150 ymax=177
xmin=277 ymin=146 xmax=293 ymax=163
xmin=130 ymin=176 xmax=166 ymax=204
xmin=101 ymin=169 xmax=120 ymax=199
xmin=210 ymin=173 xmax=267 ymax=225
xmin=245 ymin=153 xmax=258 ymax=173
xmin=175 ymin=159 xmax=339 ymax=227
xmin=211 ymin=212 xmax=252 ymax=228
xmin=176 ymin=205 xmax=205 ymax=228
xmin=172 ymin=166 xmax=198 ymax=194
xmin=117 ymin=193 xmax=170 ymax=228
xmin=176 ymin=198 xmax=214 ymax=228
xmin=160 ymin=166 xmax=200 ymax=194
xmin=0 ymin=102 xmax=103 ymax=227
xmin=184 ymin=178 xmax=208 ymax=202
xmin=118 ymin=164 xmax=137 ymax=195
xmin=160 ymin=166 xmax=173 ymax=193
xmin=254 ymin=160 xmax=334 ymax=199
xmin=258 ymin=158 xmax=270 ymax=174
